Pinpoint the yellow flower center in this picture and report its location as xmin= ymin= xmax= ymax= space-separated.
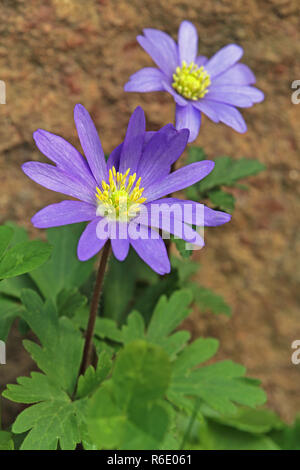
xmin=95 ymin=166 xmax=147 ymax=221
xmin=172 ymin=61 xmax=211 ymax=100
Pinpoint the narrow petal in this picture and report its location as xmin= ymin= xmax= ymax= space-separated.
xmin=124 ymin=67 xmax=165 ymax=92
xmin=137 ymin=33 xmax=177 ymax=78
xmin=147 ymin=198 xmax=231 ymax=226
xmin=192 ymin=100 xmax=220 ymax=123
xmin=33 ymin=129 xmax=96 ymax=188
xmin=175 ymin=104 xmax=202 ymax=142
xmin=201 ymin=102 xmax=247 ymax=133
xmin=74 ymin=104 xmax=107 ymax=185
xmin=110 ymin=238 xmax=130 ymax=262
xmin=144 ymin=160 xmax=215 ymax=202
xmin=209 ymin=85 xmax=264 ymax=104
xmin=205 ymin=44 xmax=244 ymax=78
xmin=107 ymin=143 xmax=123 ymax=171
xmin=22 ymin=162 xmax=95 ymax=203
xmin=77 ymin=218 xmax=108 ymax=261
xmin=32 ymin=201 xmax=96 ymax=228
xmin=138 ymin=125 xmax=189 ymax=188
xmin=213 ymin=63 xmax=256 ymax=86
xmin=178 ymin=21 xmax=198 ymax=64
xmin=162 ymin=81 xmax=188 ymax=106
xmin=119 ymin=106 xmax=145 ymax=174
xmin=204 ymin=91 xmax=253 ymax=108
xmin=195 ymin=55 xmax=208 ymax=67
xmin=143 ymin=29 xmax=178 ymax=71
xmin=138 ymin=210 xmax=204 ymax=247
xmin=129 ymin=225 xmax=170 ymax=275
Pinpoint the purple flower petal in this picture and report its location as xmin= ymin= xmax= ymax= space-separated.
xmin=143 ymin=29 xmax=178 ymax=72
xmin=137 ymin=31 xmax=177 ymax=78
xmin=22 ymin=162 xmax=96 ymax=203
xmin=74 ymin=104 xmax=107 ymax=185
xmin=213 ymin=63 xmax=256 ymax=86
xmin=205 ymin=44 xmax=244 ymax=78
xmin=33 ymin=129 xmax=96 ymax=188
xmin=162 ymin=81 xmax=188 ymax=106
xmin=119 ymin=106 xmax=145 ymax=174
xmin=77 ymin=218 xmax=108 ymax=261
xmin=138 ymin=210 xmax=204 ymax=247
xmin=200 ymin=101 xmax=247 ymax=133
xmin=144 ymin=160 xmax=215 ymax=202
xmin=209 ymin=85 xmax=264 ymax=104
xmin=138 ymin=125 xmax=189 ymax=189
xmin=175 ymin=104 xmax=202 ymax=142
xmin=110 ymin=237 xmax=130 ymax=261
xmin=129 ymin=225 xmax=170 ymax=275
xmin=124 ymin=67 xmax=166 ymax=92
xmin=178 ymin=21 xmax=198 ymax=64
xmin=192 ymin=100 xmax=219 ymax=122
xmin=32 ymin=201 xmax=96 ymax=228
xmin=147 ymin=198 xmax=231 ymax=226
xmin=195 ymin=55 xmax=208 ymax=67
xmin=107 ymin=143 xmax=123 ymax=171
xmin=204 ymin=91 xmax=253 ymax=108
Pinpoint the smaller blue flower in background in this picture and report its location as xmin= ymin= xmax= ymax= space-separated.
xmin=124 ymin=20 xmax=264 ymax=142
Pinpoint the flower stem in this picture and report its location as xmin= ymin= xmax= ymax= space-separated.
xmin=79 ymin=241 xmax=111 ymax=376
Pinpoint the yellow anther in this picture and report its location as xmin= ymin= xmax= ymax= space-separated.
xmin=95 ymin=166 xmax=147 ymax=221
xmin=172 ymin=61 xmax=211 ymax=100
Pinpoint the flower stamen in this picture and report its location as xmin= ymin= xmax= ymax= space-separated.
xmin=95 ymin=166 xmax=147 ymax=221
xmin=172 ymin=61 xmax=211 ymax=100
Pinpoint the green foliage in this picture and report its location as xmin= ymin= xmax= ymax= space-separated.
xmin=0 ymin=224 xmax=52 ymax=280
xmin=185 ymin=147 xmax=265 ymax=213
xmin=30 ymin=224 xmax=95 ymax=300
xmin=190 ymin=284 xmax=231 ymax=316
xmin=0 ymin=223 xmax=94 ymax=341
xmin=2 ymin=290 xmax=86 ymax=450
xmin=0 ymin=431 xmax=14 ymax=450
xmin=87 ymin=340 xmax=172 ymax=450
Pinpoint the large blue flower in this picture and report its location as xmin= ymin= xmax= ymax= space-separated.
xmin=124 ymin=21 xmax=264 ymax=142
xmin=22 ymin=105 xmax=231 ymax=275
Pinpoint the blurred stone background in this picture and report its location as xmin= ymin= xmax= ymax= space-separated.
xmin=0 ymin=0 xmax=300 ymax=426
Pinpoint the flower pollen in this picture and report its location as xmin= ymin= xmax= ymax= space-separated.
xmin=172 ymin=61 xmax=211 ymax=100
xmin=96 ymin=166 xmax=147 ymax=221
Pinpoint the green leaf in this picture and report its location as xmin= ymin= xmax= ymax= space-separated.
xmin=146 ymin=289 xmax=193 ymax=344
xmin=20 ymin=289 xmax=83 ymax=395
xmin=87 ymin=340 xmax=171 ymax=450
xmin=191 ymin=284 xmax=231 ymax=316
xmin=0 ymin=430 xmax=14 ymax=450
xmin=201 ymin=405 xmax=284 ymax=434
xmin=0 ymin=225 xmax=13 ymax=260
xmin=102 ymin=249 xmax=157 ymax=323
xmin=196 ymin=156 xmax=266 ymax=194
xmin=3 ymin=372 xmax=68 ymax=404
xmin=171 ymin=236 xmax=193 ymax=259
xmin=207 ymin=189 xmax=235 ymax=212
xmin=0 ymin=296 xmax=25 ymax=341
xmin=29 ymin=224 xmax=95 ymax=300
xmin=170 ymin=360 xmax=266 ymax=415
xmin=173 ymin=338 xmax=219 ymax=376
xmin=197 ymin=420 xmax=279 ymax=450
xmin=0 ymin=240 xmax=52 ymax=279
xmin=76 ymin=351 xmax=113 ymax=399
xmin=12 ymin=399 xmax=81 ymax=450
xmin=56 ymin=288 xmax=87 ymax=318
xmin=270 ymin=417 xmax=300 ymax=450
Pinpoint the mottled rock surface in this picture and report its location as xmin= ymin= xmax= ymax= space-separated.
xmin=1 ymin=0 xmax=300 ymax=426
